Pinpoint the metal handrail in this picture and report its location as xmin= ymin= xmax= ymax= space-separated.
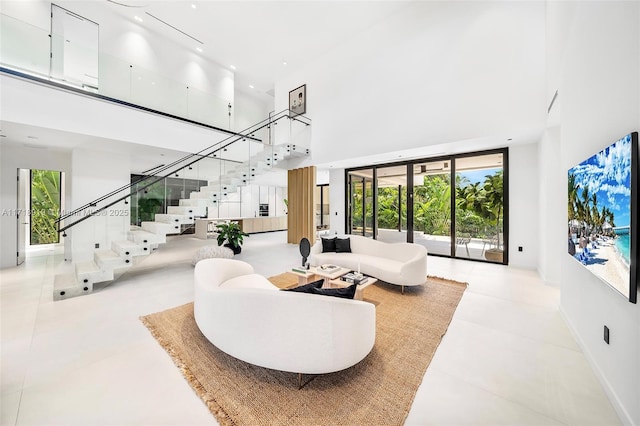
xmin=56 ymin=109 xmax=311 ymax=234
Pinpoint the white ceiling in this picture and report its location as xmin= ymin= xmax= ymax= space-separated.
xmin=65 ymin=0 xmax=412 ymax=101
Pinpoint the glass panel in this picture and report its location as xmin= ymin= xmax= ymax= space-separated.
xmin=376 ymin=165 xmax=407 ymax=243
xmin=348 ymin=170 xmax=373 ymax=236
xmin=0 ymin=14 xmax=50 ymax=76
xmin=412 ymin=160 xmax=452 ymax=256
xmin=51 ymin=5 xmax=99 ymax=89
xmin=455 ymin=153 xmax=505 ymax=263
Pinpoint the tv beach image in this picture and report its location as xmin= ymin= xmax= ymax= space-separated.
xmin=568 ymin=133 xmax=633 ymax=298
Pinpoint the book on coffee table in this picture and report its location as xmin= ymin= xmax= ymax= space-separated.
xmin=340 ymin=272 xmax=368 ymax=285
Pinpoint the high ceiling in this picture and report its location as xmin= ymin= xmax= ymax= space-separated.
xmin=62 ymin=0 xmax=412 ymax=101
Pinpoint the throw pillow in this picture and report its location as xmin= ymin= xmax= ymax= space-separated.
xmin=335 ymin=237 xmax=352 ymax=253
xmin=310 ymin=283 xmax=357 ymax=299
xmin=321 ymin=237 xmax=337 ymax=253
xmin=282 ymin=278 xmax=324 ymax=293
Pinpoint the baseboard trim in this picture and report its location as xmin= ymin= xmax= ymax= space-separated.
xmin=558 ymin=306 xmax=632 ymax=425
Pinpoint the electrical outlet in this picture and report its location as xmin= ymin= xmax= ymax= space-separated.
xmin=518 ymin=246 xmax=523 ymax=252
xmin=604 ymin=325 xmax=610 ymax=344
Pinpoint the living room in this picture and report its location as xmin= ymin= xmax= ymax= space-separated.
xmin=1 ymin=1 xmax=639 ymax=424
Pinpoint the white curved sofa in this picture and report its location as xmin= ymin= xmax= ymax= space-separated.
xmin=194 ymin=258 xmax=375 ymax=375
xmin=309 ymin=235 xmax=428 ymax=290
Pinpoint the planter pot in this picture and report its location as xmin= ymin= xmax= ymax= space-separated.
xmin=484 ymin=249 xmax=503 ymax=263
xmin=224 ymin=243 xmax=242 ymax=255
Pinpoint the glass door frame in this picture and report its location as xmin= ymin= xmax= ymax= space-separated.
xmin=344 ymin=147 xmax=509 ymax=264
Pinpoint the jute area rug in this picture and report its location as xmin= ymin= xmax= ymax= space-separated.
xmin=141 ymin=274 xmax=467 ymax=426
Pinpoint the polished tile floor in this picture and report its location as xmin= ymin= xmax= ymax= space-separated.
xmin=1 ymin=232 xmax=620 ymax=425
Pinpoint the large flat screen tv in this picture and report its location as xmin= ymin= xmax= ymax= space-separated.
xmin=567 ymin=131 xmax=638 ymax=303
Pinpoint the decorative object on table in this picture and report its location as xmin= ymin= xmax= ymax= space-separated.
xmin=341 ymin=272 xmax=368 ymax=285
xmin=319 ymin=264 xmax=338 ymax=271
xmin=191 ymin=245 xmax=234 ymax=266
xmin=289 ymin=84 xmax=306 ymax=116
xmin=299 ymin=237 xmax=311 ymax=267
xmin=215 ymin=222 xmax=249 ymax=255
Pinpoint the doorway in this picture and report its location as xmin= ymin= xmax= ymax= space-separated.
xmin=16 ymin=168 xmax=65 ymax=265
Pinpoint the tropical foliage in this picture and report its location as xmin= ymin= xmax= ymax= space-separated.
xmin=568 ymin=172 xmax=615 ymax=234
xmin=352 ymin=170 xmax=504 ymax=242
xmin=30 ymin=170 xmax=61 ymax=245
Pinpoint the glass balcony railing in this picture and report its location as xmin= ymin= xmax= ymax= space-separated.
xmin=0 ymin=12 xmax=232 ymax=130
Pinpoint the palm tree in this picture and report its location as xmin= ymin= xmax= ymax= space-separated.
xmin=568 ymin=173 xmax=579 ymax=221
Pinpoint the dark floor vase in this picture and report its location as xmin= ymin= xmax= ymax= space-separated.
xmin=225 ymin=243 xmax=242 ymax=255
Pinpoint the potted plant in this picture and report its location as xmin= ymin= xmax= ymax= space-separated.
xmin=216 ymin=222 xmax=249 ymax=255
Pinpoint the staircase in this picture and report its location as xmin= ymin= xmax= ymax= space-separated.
xmin=53 ymin=143 xmax=309 ymax=301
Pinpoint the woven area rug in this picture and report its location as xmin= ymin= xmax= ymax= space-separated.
xmin=141 ymin=274 xmax=467 ymax=426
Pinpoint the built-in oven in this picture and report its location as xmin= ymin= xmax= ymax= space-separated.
xmin=259 ymin=204 xmax=269 ymax=217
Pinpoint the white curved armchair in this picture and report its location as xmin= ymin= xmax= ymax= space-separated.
xmin=194 ymin=258 xmax=376 ymax=375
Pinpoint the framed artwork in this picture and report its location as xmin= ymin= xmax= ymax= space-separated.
xmin=289 ymin=84 xmax=306 ymax=115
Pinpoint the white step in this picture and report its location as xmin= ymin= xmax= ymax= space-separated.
xmin=155 ymin=213 xmax=194 ymax=225
xmin=190 ymin=191 xmax=218 ymax=200
xmin=167 ymin=205 xmax=206 ymax=217
xmin=54 ymin=273 xmax=92 ymax=301
xmin=141 ymin=221 xmax=175 ymax=237
xmin=286 ymin=144 xmax=310 ymax=157
xmin=75 ymin=260 xmax=113 ymax=287
xmin=179 ymin=198 xmax=208 ymax=207
xmin=130 ymin=230 xmax=165 ymax=247
xmin=111 ymin=240 xmax=145 ymax=257
xmin=95 ymin=249 xmax=131 ymax=270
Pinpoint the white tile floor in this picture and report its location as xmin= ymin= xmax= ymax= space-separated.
xmin=1 ymin=231 xmax=620 ymax=425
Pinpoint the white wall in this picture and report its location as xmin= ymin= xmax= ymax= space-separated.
xmin=0 ymin=144 xmax=72 ymax=268
xmin=68 ymin=148 xmax=130 ymax=263
xmin=537 ymin=127 xmax=563 ymax=285
xmin=508 ymin=143 xmax=539 ymax=269
xmin=544 ymin=1 xmax=640 ymax=423
xmin=274 ymin=1 xmax=545 ymax=166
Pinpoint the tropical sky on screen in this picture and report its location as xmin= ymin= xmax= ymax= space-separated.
xmin=570 ymin=134 xmax=632 ymax=228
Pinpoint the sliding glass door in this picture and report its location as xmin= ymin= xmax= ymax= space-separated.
xmin=376 ymin=165 xmax=407 ymax=243
xmin=345 ymin=148 xmax=508 ymax=264
xmin=455 ymin=153 xmax=505 ymax=263
xmin=412 ymin=160 xmax=452 ymax=256
xmin=348 ymin=169 xmax=374 ymax=237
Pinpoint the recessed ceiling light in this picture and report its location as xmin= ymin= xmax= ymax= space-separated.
xmin=249 ymin=85 xmax=254 ymax=89
xmin=230 ymin=65 xmax=236 ymax=70
xmin=191 ymin=4 xmax=196 ymax=8
xmin=196 ymin=47 xmax=203 ymax=52
xmin=27 ymin=135 xmax=38 ymax=139
xmin=134 ymin=16 xmax=143 ymax=22
xmin=160 ymin=153 xmax=165 ymax=156
xmin=0 ymin=135 xmax=6 ymax=138
xmin=507 ymin=138 xmax=512 ymax=141
xmin=282 ymin=61 xmax=287 ymax=66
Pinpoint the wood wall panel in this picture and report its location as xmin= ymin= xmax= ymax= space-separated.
xmin=287 ymin=166 xmax=316 ymax=245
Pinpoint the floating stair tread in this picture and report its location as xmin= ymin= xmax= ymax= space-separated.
xmin=75 ymin=261 xmax=100 ymax=275
xmin=54 ymin=273 xmax=79 ymax=291
xmin=95 ymin=249 xmax=121 ymax=260
xmin=113 ymin=240 xmax=140 ymax=249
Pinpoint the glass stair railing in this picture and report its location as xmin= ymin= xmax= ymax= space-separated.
xmin=52 ymin=110 xmax=311 ymax=300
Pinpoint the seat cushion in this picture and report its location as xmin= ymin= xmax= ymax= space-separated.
xmin=220 ymin=273 xmax=277 ymax=290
